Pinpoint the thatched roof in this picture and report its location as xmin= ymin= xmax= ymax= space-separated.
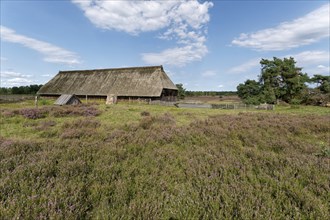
xmin=38 ymin=66 xmax=177 ymax=97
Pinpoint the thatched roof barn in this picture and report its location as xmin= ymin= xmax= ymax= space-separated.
xmin=38 ymin=66 xmax=178 ymax=101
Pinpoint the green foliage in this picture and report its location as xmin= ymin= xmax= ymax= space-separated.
xmin=260 ymin=57 xmax=309 ymax=103
xmin=0 ymin=84 xmax=43 ymax=95
xmin=311 ymin=74 xmax=330 ymax=94
xmin=237 ymin=80 xmax=263 ymax=104
xmin=175 ymin=83 xmax=186 ymax=99
xmin=315 ymin=141 xmax=330 ymax=158
xmin=0 ymin=87 xmax=11 ymax=95
xmin=237 ymin=57 xmax=310 ymax=105
xmin=302 ymin=75 xmax=330 ymax=106
xmin=40 ymin=98 xmax=51 ymax=105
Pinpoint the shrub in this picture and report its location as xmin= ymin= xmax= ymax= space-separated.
xmin=23 ymin=121 xmax=38 ymax=128
xmin=1 ymin=110 xmax=18 ymax=117
xmin=49 ymin=105 xmax=102 ymax=117
xmin=138 ymin=113 xmax=176 ymax=130
xmin=290 ymin=98 xmax=303 ymax=105
xmin=60 ymin=128 xmax=98 ymax=139
xmin=38 ymin=120 xmax=56 ymax=130
xmin=140 ymin=111 xmax=150 ymax=116
xmin=62 ymin=119 xmax=101 ymax=129
xmin=60 ymin=119 xmax=101 ymax=139
xmin=19 ymin=108 xmax=47 ymax=119
xmin=40 ymin=99 xmax=50 ymax=105
xmin=139 ymin=116 xmax=155 ymax=129
xmin=82 ymin=105 xmax=102 ymax=117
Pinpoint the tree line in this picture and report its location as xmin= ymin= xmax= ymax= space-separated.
xmin=186 ymin=91 xmax=237 ymax=97
xmin=236 ymin=57 xmax=330 ymax=105
xmin=175 ymin=84 xmax=236 ymax=100
xmin=0 ymin=85 xmax=43 ymax=95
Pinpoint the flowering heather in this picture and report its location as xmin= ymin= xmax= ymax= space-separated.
xmin=0 ymin=103 xmax=329 ymax=219
xmin=49 ymin=105 xmax=102 ymax=117
xmin=60 ymin=119 xmax=101 ymax=139
xmin=19 ymin=108 xmax=47 ymax=119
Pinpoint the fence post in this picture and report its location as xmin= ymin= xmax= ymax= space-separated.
xmin=35 ymin=96 xmax=38 ymax=108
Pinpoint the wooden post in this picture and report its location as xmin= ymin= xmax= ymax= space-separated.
xmin=35 ymin=96 xmax=38 ymax=108
xmin=86 ymin=95 xmax=88 ymax=104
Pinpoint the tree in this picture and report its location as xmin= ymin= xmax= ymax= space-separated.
xmin=175 ymin=83 xmax=186 ymax=100
xmin=237 ymin=57 xmax=309 ymax=105
xmin=304 ymin=74 xmax=330 ymax=106
xmin=259 ymin=57 xmax=309 ymax=104
xmin=311 ymin=75 xmax=330 ymax=94
xmin=0 ymin=87 xmax=12 ymax=94
xmin=0 ymin=84 xmax=43 ymax=95
xmin=237 ymin=80 xmax=263 ymax=104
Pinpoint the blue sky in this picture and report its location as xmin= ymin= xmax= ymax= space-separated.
xmin=1 ymin=0 xmax=329 ymax=91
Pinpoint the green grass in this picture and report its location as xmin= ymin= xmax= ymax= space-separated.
xmin=0 ymin=101 xmax=329 ymax=219
xmin=275 ymin=104 xmax=330 ymax=115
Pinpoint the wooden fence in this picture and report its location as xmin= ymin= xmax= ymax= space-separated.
xmin=211 ymin=103 xmax=274 ymax=110
xmin=165 ymin=102 xmax=275 ymax=110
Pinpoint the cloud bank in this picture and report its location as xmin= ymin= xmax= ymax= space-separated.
xmin=0 ymin=26 xmax=81 ymax=65
xmin=232 ymin=3 xmax=330 ymax=51
xmin=228 ymin=50 xmax=329 ymax=76
xmin=72 ymin=0 xmax=213 ymax=66
xmin=0 ymin=70 xmax=34 ymax=87
xmin=288 ymin=50 xmax=329 ymax=66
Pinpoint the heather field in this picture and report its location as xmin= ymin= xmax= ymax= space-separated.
xmin=0 ymin=100 xmax=329 ymax=219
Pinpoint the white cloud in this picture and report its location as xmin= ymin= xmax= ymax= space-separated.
xmin=316 ymin=65 xmax=330 ymax=74
xmin=0 ymin=70 xmax=36 ymax=87
xmin=228 ymin=58 xmax=261 ymax=74
xmin=232 ymin=3 xmax=330 ymax=51
xmin=218 ymin=84 xmax=223 ymax=88
xmin=201 ymin=70 xmax=217 ymax=77
xmin=284 ymin=50 xmax=329 ymax=75
xmin=72 ymin=0 xmax=174 ymax=34
xmin=0 ymin=26 xmax=81 ymax=65
xmin=41 ymin=74 xmax=52 ymax=77
xmin=142 ymin=44 xmax=207 ymax=67
xmin=72 ymin=0 xmax=213 ymax=66
xmin=72 ymin=0 xmax=211 ymax=35
xmin=1 ymin=70 xmax=31 ymax=78
xmin=228 ymin=50 xmax=329 ymax=77
xmin=286 ymin=50 xmax=329 ymax=66
xmin=7 ymin=78 xmax=33 ymax=84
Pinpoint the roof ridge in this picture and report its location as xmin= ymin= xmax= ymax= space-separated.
xmin=59 ymin=65 xmax=163 ymax=73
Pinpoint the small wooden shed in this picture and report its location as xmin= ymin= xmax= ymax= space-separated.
xmin=54 ymin=94 xmax=81 ymax=105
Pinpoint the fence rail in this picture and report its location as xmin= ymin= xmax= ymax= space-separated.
xmin=149 ymin=100 xmax=177 ymax=106
xmin=175 ymin=102 xmax=275 ymax=110
xmin=211 ymin=103 xmax=274 ymax=110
